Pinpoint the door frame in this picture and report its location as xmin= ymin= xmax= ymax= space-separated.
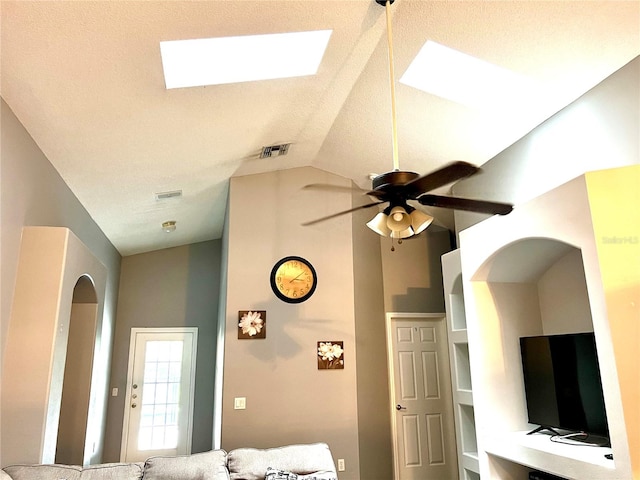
xmin=385 ymin=312 xmax=449 ymax=480
xmin=120 ymin=327 xmax=198 ymax=461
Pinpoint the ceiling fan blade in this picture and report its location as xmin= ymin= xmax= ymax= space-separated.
xmin=403 ymin=161 xmax=480 ymax=198
xmin=417 ymin=194 xmax=513 ymax=215
xmin=301 ymin=201 xmax=386 ymax=226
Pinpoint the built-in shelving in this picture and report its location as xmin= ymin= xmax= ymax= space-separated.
xmin=456 ymin=167 xmax=638 ymax=479
xmin=442 ymin=249 xmax=479 ymax=479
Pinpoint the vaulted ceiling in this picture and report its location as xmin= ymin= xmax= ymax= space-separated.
xmin=2 ymin=1 xmax=638 ymax=255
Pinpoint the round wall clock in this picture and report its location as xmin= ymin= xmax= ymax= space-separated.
xmin=270 ymin=256 xmax=317 ymax=304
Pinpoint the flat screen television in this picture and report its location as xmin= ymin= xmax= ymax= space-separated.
xmin=519 ymin=332 xmax=610 ymax=445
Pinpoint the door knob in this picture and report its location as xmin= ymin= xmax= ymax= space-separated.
xmin=396 ymin=404 xmax=406 ymax=410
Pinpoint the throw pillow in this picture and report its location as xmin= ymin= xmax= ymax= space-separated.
xmin=264 ymin=468 xmax=337 ymax=480
xmin=228 ymin=443 xmax=337 ymax=480
xmin=264 ymin=468 xmax=298 ymax=480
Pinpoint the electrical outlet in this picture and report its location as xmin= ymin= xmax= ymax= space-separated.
xmin=234 ymin=397 xmax=246 ymax=410
xmin=337 ymin=459 xmax=345 ymax=472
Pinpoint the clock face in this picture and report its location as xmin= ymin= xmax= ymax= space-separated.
xmin=270 ymin=256 xmax=317 ymax=303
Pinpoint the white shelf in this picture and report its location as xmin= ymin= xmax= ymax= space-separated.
xmin=456 ymin=389 xmax=473 ymax=406
xmin=484 ymin=431 xmax=615 ymax=479
xmin=461 ymin=452 xmax=480 ymax=476
xmin=448 ymin=329 xmax=468 ymax=343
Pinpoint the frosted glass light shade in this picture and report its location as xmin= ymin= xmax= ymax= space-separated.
xmin=410 ymin=210 xmax=434 ymax=234
xmin=367 ymin=206 xmax=433 ymax=238
xmin=391 ymin=227 xmax=414 ymax=239
xmin=367 ymin=212 xmax=392 ymax=236
xmin=386 ymin=206 xmax=412 ymax=232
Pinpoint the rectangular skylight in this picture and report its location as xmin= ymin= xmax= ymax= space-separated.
xmin=400 ymin=41 xmax=534 ymax=110
xmin=160 ymin=30 xmax=332 ymax=89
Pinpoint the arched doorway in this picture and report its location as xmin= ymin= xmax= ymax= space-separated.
xmin=55 ymin=275 xmax=98 ymax=465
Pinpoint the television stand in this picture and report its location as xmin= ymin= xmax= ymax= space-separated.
xmin=527 ymin=426 xmax=561 ymax=436
xmin=527 ymin=427 xmax=611 ymax=447
xmin=557 ymin=433 xmax=611 ymax=448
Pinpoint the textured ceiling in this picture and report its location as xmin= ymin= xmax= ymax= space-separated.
xmin=2 ymin=0 xmax=638 ymax=255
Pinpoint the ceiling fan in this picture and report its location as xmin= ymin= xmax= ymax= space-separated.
xmin=302 ymin=0 xmax=513 ymax=239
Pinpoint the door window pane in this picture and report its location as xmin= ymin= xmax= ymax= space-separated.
xmin=138 ymin=340 xmax=183 ymax=450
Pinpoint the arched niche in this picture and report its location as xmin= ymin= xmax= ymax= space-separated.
xmin=472 ymin=237 xmax=594 ymax=336
xmin=2 ymin=227 xmax=107 ymax=466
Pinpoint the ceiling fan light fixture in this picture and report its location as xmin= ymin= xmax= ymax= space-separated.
xmin=386 ymin=206 xmax=412 ymax=232
xmin=366 ymin=211 xmax=392 ymax=236
xmin=410 ymin=209 xmax=434 ymax=235
xmin=391 ymin=227 xmax=414 ymax=239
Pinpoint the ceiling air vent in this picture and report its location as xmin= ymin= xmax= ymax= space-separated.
xmin=260 ymin=143 xmax=290 ymax=159
xmin=155 ymin=190 xmax=183 ymax=200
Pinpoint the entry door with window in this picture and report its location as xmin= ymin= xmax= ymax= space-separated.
xmin=388 ymin=314 xmax=457 ymax=480
xmin=121 ymin=328 xmax=197 ymax=462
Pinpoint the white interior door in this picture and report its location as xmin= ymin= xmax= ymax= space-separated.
xmin=121 ymin=328 xmax=197 ymax=462
xmin=387 ymin=314 xmax=457 ymax=480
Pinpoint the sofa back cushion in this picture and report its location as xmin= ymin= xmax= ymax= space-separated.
xmin=226 ymin=443 xmax=336 ymax=480
xmin=143 ymin=449 xmax=228 ymax=480
xmin=80 ymin=462 xmax=144 ymax=480
xmin=2 ymin=462 xmax=145 ymax=480
xmin=3 ymin=464 xmax=82 ymax=480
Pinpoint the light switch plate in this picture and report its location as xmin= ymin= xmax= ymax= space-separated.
xmin=234 ymin=397 xmax=246 ymax=409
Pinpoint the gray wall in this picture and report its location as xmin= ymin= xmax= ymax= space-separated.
xmin=0 ymin=98 xmax=121 ymax=465
xmin=380 ymin=225 xmax=452 ymax=313
xmin=352 ymin=197 xmax=393 ymax=479
xmin=102 ymin=240 xmax=222 ymax=461
xmin=221 ymin=167 xmax=363 ymax=478
xmin=452 ymin=56 xmax=639 ymax=234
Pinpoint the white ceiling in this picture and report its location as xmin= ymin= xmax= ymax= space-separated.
xmin=2 ymin=0 xmax=638 ymax=256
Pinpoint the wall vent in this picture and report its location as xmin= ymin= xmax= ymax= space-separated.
xmin=155 ymin=190 xmax=183 ymax=200
xmin=260 ymin=143 xmax=290 ymax=158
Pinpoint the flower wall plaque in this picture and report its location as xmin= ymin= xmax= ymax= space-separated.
xmin=238 ymin=310 xmax=266 ymax=339
xmin=317 ymin=341 xmax=344 ymax=369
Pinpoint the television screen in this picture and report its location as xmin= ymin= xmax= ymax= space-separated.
xmin=519 ymin=332 xmax=609 ymax=440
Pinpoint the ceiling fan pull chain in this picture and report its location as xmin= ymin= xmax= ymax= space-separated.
xmin=384 ymin=0 xmax=400 ymax=172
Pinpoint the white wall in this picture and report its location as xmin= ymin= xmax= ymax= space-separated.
xmin=2 ymin=227 xmax=108 ymax=466
xmin=453 ymin=56 xmax=639 ymax=234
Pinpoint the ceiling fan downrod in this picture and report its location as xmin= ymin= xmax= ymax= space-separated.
xmin=377 ymin=0 xmax=400 ymax=173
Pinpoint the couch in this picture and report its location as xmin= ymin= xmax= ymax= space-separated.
xmin=1 ymin=442 xmax=338 ymax=480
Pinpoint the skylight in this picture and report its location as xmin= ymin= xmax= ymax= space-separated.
xmin=160 ymin=30 xmax=332 ymax=89
xmin=400 ymin=41 xmax=534 ymax=110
